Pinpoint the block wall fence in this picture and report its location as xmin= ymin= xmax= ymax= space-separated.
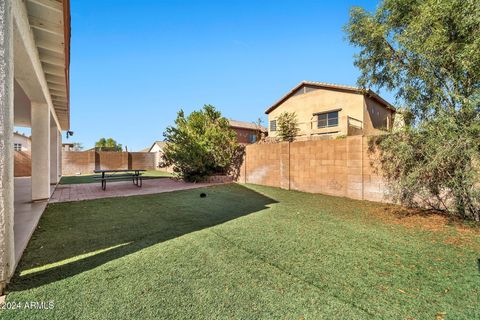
xmin=14 ymin=151 xmax=31 ymax=177
xmin=237 ymin=136 xmax=388 ymax=202
xmin=61 ymin=151 xmax=161 ymax=176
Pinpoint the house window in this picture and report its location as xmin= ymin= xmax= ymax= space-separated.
xmin=14 ymin=143 xmax=22 ymax=151
xmin=317 ymin=111 xmax=339 ymax=128
xmin=248 ymin=134 xmax=257 ymax=143
xmin=270 ymin=120 xmax=277 ymax=131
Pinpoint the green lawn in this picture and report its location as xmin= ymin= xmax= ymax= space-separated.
xmin=4 ymin=184 xmax=479 ymax=319
xmin=59 ymin=170 xmax=172 ymax=184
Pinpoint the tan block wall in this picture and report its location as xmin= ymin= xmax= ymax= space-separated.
xmin=243 ymin=143 xmax=284 ymax=187
xmin=240 ymin=136 xmax=389 ymax=203
xmin=62 ymin=152 xmax=159 ymax=175
xmin=14 ymin=151 xmax=31 ymax=177
xmin=98 ymin=152 xmax=128 ymax=170
xmin=62 ymin=151 xmax=96 ymax=175
xmin=129 ymin=152 xmax=156 ymax=170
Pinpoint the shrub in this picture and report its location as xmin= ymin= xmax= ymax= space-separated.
xmin=162 ymin=105 xmax=243 ymax=182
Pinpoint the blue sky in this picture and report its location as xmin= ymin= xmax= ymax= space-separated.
xmin=63 ymin=0 xmax=388 ymax=150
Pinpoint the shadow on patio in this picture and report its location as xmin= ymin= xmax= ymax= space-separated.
xmin=8 ymin=184 xmax=277 ymax=292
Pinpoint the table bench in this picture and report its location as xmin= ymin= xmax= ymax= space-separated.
xmin=94 ymin=169 xmax=146 ymax=191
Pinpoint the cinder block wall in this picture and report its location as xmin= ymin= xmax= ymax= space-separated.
xmin=239 ymin=136 xmax=387 ymax=202
xmin=14 ymin=151 xmax=31 ymax=177
xmin=62 ymin=151 xmax=96 ymax=175
xmin=98 ymin=152 xmax=128 ymax=170
xmin=129 ymin=152 xmax=156 ymax=170
xmin=62 ymin=152 xmax=160 ymax=175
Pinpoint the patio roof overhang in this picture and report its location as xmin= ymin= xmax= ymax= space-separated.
xmin=13 ymin=0 xmax=71 ymax=130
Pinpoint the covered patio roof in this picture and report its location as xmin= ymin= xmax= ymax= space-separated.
xmin=13 ymin=0 xmax=71 ymax=130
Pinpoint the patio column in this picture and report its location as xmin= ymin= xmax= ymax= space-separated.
xmin=31 ymin=102 xmax=50 ymax=200
xmin=57 ymin=130 xmax=62 ymax=179
xmin=0 ymin=0 xmax=15 ymax=291
xmin=50 ymin=123 xmax=58 ymax=184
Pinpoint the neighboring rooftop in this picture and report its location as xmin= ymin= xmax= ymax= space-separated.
xmin=228 ymin=119 xmax=267 ymax=132
xmin=14 ymin=131 xmax=31 ymax=139
xmin=148 ymin=141 xmax=167 ymax=152
xmin=265 ymin=81 xmax=395 ymax=114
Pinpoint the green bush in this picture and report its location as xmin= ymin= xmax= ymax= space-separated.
xmin=162 ymin=105 xmax=243 ymax=182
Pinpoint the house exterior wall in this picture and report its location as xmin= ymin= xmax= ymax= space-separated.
xmin=238 ymin=136 xmax=387 ymax=203
xmin=0 ymin=0 xmax=15 ymax=290
xmin=231 ymin=127 xmax=260 ymax=144
xmin=363 ymin=96 xmax=394 ymax=135
xmin=13 ymin=133 xmax=30 ymax=151
xmin=267 ymin=87 xmax=394 ymax=140
xmin=149 ymin=144 xmax=163 ymax=153
xmin=267 ymin=88 xmax=365 ymax=139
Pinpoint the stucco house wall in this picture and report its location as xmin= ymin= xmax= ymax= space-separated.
xmin=266 ymin=82 xmax=395 ymax=140
xmin=363 ymin=96 xmax=394 ymax=135
xmin=13 ymin=132 xmax=31 ymax=151
xmin=268 ymin=87 xmax=364 ymax=138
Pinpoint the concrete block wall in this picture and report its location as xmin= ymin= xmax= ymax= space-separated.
xmin=14 ymin=151 xmax=31 ymax=177
xmin=240 ymin=136 xmax=389 ymax=203
xmin=98 ymin=152 xmax=128 ymax=170
xmin=62 ymin=151 xmax=96 ymax=175
xmin=129 ymin=152 xmax=156 ymax=170
xmin=62 ymin=151 xmax=160 ymax=175
xmin=243 ymin=143 xmax=283 ymax=187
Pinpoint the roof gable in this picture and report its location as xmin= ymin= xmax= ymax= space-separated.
xmin=265 ymin=81 xmax=395 ymax=114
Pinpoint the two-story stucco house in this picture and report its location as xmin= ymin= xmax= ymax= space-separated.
xmin=265 ymin=81 xmax=396 ymax=139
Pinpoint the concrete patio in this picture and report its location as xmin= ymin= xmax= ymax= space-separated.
xmin=50 ymin=178 xmax=221 ymax=203
xmin=13 ymin=177 xmax=55 ymax=268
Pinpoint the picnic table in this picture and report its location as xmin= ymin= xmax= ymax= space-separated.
xmin=94 ymin=169 xmax=146 ymax=191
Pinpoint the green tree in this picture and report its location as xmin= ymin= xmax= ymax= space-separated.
xmin=162 ymin=105 xmax=243 ymax=182
xmin=346 ymin=0 xmax=480 ymax=220
xmin=277 ymin=112 xmax=299 ymax=142
xmin=95 ymin=137 xmax=123 ymax=151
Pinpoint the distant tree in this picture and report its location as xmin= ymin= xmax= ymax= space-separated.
xmin=95 ymin=137 xmax=123 ymax=152
xmin=72 ymin=142 xmax=83 ymax=151
xmin=277 ymin=112 xmax=299 ymax=142
xmin=345 ymin=0 xmax=480 ymax=220
xmin=162 ymin=105 xmax=243 ymax=182
xmin=253 ymin=117 xmax=265 ymax=141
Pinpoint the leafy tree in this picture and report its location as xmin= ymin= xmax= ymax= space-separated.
xmin=162 ymin=105 xmax=243 ymax=182
xmin=95 ymin=137 xmax=123 ymax=152
xmin=277 ymin=112 xmax=299 ymax=142
xmin=346 ymin=0 xmax=480 ymax=220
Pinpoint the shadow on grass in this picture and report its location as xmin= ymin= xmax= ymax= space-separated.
xmin=8 ymin=184 xmax=276 ymax=292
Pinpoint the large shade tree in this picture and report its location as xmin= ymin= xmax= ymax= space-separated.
xmin=162 ymin=105 xmax=243 ymax=182
xmin=345 ymin=0 xmax=480 ymax=220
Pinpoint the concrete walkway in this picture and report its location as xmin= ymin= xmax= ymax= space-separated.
xmin=50 ymin=178 xmax=219 ymax=203
xmin=14 ymin=177 xmax=55 ymax=267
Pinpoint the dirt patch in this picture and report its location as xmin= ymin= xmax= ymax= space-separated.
xmin=370 ymin=205 xmax=480 ymax=248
